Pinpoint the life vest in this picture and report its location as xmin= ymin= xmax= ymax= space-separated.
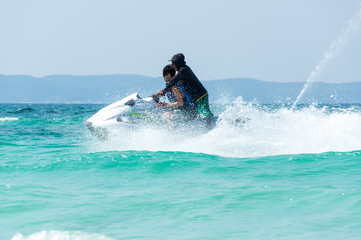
xmin=177 ymin=81 xmax=195 ymax=109
xmin=165 ymin=82 xmax=195 ymax=109
xmin=165 ymin=86 xmax=177 ymax=103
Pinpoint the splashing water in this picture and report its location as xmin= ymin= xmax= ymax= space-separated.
xmin=11 ymin=231 xmax=115 ymax=240
xmin=89 ymin=98 xmax=361 ymax=158
xmin=292 ymin=6 xmax=361 ymax=108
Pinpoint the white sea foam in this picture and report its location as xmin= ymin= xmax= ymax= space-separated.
xmin=0 ymin=117 xmax=19 ymax=122
xmin=11 ymin=230 xmax=115 ymax=240
xmin=88 ymin=98 xmax=361 ymax=158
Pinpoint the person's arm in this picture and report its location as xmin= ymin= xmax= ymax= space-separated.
xmin=156 ymin=86 xmax=184 ymax=108
xmin=168 ymin=86 xmax=184 ymax=107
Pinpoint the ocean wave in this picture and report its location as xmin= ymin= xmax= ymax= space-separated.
xmin=11 ymin=230 xmax=115 ymax=240
xmin=16 ymin=107 xmax=34 ymax=113
xmin=3 ymin=108 xmax=34 ymax=114
xmin=1 ymin=150 xmax=210 ymax=174
xmin=0 ymin=141 xmax=21 ymax=146
xmin=0 ymin=117 xmax=19 ymax=122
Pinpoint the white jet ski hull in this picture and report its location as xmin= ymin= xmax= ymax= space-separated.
xmin=83 ymin=92 xmax=246 ymax=140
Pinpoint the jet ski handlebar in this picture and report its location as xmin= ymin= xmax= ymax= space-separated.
xmin=150 ymin=92 xmax=161 ymax=103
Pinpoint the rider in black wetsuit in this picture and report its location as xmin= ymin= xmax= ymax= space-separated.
xmin=157 ymin=53 xmax=213 ymax=120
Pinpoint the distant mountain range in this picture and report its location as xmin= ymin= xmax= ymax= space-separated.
xmin=1 ymin=74 xmax=361 ymax=104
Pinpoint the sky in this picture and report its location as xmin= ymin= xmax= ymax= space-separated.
xmin=1 ymin=0 xmax=361 ymax=83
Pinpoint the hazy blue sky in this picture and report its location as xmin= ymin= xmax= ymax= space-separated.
xmin=1 ymin=0 xmax=361 ymax=83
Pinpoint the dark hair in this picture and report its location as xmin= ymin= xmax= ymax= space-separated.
xmin=163 ymin=64 xmax=175 ymax=77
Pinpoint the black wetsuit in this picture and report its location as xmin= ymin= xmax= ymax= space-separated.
xmin=161 ymin=53 xmax=213 ymax=119
xmin=161 ymin=57 xmax=208 ymax=104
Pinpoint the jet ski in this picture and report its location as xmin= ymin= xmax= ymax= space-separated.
xmin=84 ymin=93 xmax=249 ymax=140
xmin=83 ymin=93 xmax=158 ymax=139
xmin=84 ymin=93 xmax=220 ymax=140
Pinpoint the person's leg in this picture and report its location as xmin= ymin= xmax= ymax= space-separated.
xmin=196 ymin=94 xmax=213 ymax=119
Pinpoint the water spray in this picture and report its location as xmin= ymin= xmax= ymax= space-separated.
xmin=291 ymin=6 xmax=361 ymax=109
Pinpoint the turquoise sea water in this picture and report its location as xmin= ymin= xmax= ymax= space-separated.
xmin=1 ymin=102 xmax=361 ymax=239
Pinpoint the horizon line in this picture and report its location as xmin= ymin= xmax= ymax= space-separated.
xmin=1 ymin=73 xmax=360 ymax=84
